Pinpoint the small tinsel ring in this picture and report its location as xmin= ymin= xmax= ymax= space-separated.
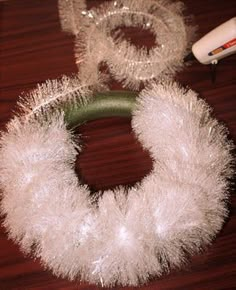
xmin=0 ymin=80 xmax=233 ymax=287
xmin=59 ymin=0 xmax=196 ymax=89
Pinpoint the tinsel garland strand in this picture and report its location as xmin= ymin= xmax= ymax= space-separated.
xmin=58 ymin=0 xmax=197 ymax=89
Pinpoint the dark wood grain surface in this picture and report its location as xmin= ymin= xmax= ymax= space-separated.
xmin=0 ymin=0 xmax=236 ymax=289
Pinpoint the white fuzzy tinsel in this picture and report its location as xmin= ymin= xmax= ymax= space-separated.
xmin=58 ymin=0 xmax=196 ymax=89
xmin=0 ymin=81 xmax=233 ymax=287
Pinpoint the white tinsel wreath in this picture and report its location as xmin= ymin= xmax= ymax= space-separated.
xmin=59 ymin=0 xmax=196 ymax=89
xmin=0 ymin=79 xmax=233 ymax=287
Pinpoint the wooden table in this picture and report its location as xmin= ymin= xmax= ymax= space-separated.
xmin=0 ymin=1 xmax=235 ymax=289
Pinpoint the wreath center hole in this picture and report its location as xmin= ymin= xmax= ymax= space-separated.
xmin=74 ymin=117 xmax=153 ymax=193
xmin=112 ymin=25 xmax=157 ymax=52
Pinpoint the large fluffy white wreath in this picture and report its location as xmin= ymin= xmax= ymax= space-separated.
xmin=0 ymin=81 xmax=233 ymax=287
